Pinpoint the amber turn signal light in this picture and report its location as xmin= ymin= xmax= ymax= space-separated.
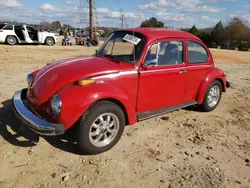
xmin=77 ymin=79 xmax=95 ymax=86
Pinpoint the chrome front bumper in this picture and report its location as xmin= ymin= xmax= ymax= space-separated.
xmin=12 ymin=89 xmax=65 ymax=136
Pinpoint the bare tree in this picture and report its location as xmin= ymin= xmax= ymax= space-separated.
xmin=51 ymin=21 xmax=61 ymax=30
xmin=40 ymin=21 xmax=51 ymax=30
xmin=225 ymin=17 xmax=249 ymax=48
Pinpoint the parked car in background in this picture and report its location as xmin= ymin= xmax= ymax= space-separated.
xmin=0 ymin=24 xmax=57 ymax=45
xmin=12 ymin=28 xmax=230 ymax=154
xmin=75 ymin=30 xmax=89 ymax=37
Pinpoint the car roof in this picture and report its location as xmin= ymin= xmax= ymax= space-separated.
xmin=119 ymin=27 xmax=201 ymax=43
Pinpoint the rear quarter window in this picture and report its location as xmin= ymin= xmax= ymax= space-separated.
xmin=188 ymin=41 xmax=208 ymax=64
xmin=0 ymin=24 xmax=6 ymax=29
xmin=3 ymin=25 xmax=13 ymax=30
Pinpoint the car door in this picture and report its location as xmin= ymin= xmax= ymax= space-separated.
xmin=183 ymin=40 xmax=213 ymax=103
xmin=38 ymin=31 xmax=42 ymax=43
xmin=22 ymin=26 xmax=31 ymax=43
xmin=137 ymin=38 xmax=187 ymax=114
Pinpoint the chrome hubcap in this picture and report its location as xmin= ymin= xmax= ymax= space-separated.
xmin=8 ymin=37 xmax=15 ymax=44
xmin=47 ymin=39 xmax=53 ymax=45
xmin=207 ymin=85 xmax=220 ymax=107
xmin=89 ymin=113 xmax=119 ymax=147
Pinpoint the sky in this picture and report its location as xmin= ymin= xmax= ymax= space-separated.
xmin=0 ymin=0 xmax=249 ymax=29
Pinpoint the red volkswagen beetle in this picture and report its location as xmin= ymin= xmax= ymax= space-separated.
xmin=12 ymin=28 xmax=230 ymax=154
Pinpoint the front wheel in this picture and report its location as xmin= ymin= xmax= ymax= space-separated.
xmin=200 ymin=80 xmax=222 ymax=112
xmin=77 ymin=101 xmax=125 ymax=154
xmin=45 ymin=37 xmax=54 ymax=46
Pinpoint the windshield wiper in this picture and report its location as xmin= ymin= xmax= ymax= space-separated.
xmin=104 ymin=54 xmax=120 ymax=63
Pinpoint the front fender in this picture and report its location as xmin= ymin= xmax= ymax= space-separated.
xmin=196 ymin=67 xmax=226 ymax=104
xmin=41 ymin=33 xmax=56 ymax=43
xmin=57 ymin=82 xmax=137 ymax=130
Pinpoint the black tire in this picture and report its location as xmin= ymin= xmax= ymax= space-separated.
xmin=45 ymin=37 xmax=54 ymax=46
xmin=6 ymin=36 xmax=17 ymax=45
xmin=77 ymin=101 xmax=125 ymax=154
xmin=199 ymin=80 xmax=222 ymax=112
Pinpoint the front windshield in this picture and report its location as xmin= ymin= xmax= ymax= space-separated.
xmin=98 ymin=30 xmax=146 ymax=64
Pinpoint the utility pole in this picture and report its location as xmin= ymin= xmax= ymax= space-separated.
xmin=121 ymin=14 xmax=125 ymax=28
xmin=89 ymin=0 xmax=93 ymax=40
xmin=120 ymin=9 xmax=125 ymax=28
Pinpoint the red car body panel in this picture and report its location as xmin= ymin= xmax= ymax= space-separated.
xmin=26 ymin=28 xmax=227 ymax=131
xmin=57 ymin=76 xmax=138 ymax=129
xmin=29 ymin=57 xmax=121 ymax=105
xmin=196 ymin=67 xmax=226 ymax=104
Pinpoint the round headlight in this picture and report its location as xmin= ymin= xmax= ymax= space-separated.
xmin=27 ymin=74 xmax=33 ymax=86
xmin=51 ymin=94 xmax=62 ymax=116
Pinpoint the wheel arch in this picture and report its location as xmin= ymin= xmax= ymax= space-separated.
xmin=5 ymin=35 xmax=19 ymax=44
xmin=196 ymin=68 xmax=226 ymax=104
xmin=215 ymin=78 xmax=225 ymax=92
xmin=91 ymin=98 xmax=129 ymax=126
xmin=44 ymin=36 xmax=55 ymax=45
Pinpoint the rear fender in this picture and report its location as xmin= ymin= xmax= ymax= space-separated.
xmin=196 ymin=67 xmax=226 ymax=104
xmin=58 ymin=82 xmax=137 ymax=130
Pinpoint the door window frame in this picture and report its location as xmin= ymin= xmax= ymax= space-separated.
xmin=142 ymin=38 xmax=186 ymax=69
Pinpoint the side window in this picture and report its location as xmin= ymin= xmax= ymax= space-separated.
xmin=188 ymin=41 xmax=208 ymax=64
xmin=3 ymin=26 xmax=13 ymax=30
xmin=145 ymin=40 xmax=184 ymax=66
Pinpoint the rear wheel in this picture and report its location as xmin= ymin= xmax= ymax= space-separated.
xmin=200 ymin=80 xmax=222 ymax=112
xmin=77 ymin=101 xmax=125 ymax=154
xmin=45 ymin=37 xmax=54 ymax=46
xmin=6 ymin=36 xmax=17 ymax=45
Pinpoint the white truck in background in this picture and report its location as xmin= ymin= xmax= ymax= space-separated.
xmin=0 ymin=24 xmax=57 ymax=45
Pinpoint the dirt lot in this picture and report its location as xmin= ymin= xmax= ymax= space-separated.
xmin=0 ymin=45 xmax=250 ymax=188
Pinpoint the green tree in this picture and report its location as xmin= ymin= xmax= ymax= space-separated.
xmin=211 ymin=20 xmax=224 ymax=46
xmin=188 ymin=25 xmax=199 ymax=36
xmin=140 ymin=17 xmax=164 ymax=28
xmin=199 ymin=31 xmax=213 ymax=47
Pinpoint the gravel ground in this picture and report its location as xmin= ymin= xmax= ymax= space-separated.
xmin=0 ymin=45 xmax=250 ymax=188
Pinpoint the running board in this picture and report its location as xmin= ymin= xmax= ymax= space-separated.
xmin=137 ymin=101 xmax=197 ymax=121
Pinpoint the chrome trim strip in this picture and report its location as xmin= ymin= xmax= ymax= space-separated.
xmin=92 ymin=71 xmax=137 ymax=79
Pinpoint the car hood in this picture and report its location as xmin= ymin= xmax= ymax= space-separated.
xmin=30 ymin=56 xmax=120 ymax=105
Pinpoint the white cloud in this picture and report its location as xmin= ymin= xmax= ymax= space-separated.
xmin=242 ymin=4 xmax=250 ymax=8
xmin=0 ymin=0 xmax=22 ymax=9
xmin=156 ymin=12 xmax=194 ymax=22
xmin=200 ymin=16 xmax=210 ymax=20
xmin=96 ymin=8 xmax=110 ymax=14
xmin=40 ymin=3 xmax=61 ymax=12
xmin=187 ymin=5 xmax=222 ymax=12
xmin=244 ymin=15 xmax=250 ymax=23
xmin=65 ymin=0 xmax=76 ymax=5
xmin=207 ymin=0 xmax=237 ymax=3
xmin=138 ymin=0 xmax=222 ymax=12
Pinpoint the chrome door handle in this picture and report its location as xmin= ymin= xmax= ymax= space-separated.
xmin=179 ymin=70 xmax=187 ymax=74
